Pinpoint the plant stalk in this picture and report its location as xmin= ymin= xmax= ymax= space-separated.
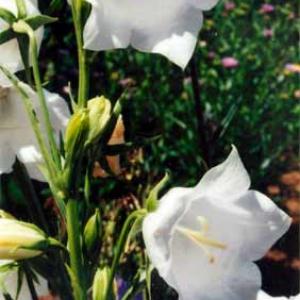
xmin=71 ymin=0 xmax=88 ymax=108
xmin=13 ymin=20 xmax=62 ymax=169
xmin=66 ymin=199 xmax=86 ymax=300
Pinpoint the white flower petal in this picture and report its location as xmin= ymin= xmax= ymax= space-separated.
xmin=0 ymin=85 xmax=32 ymax=128
xmin=257 ymin=291 xmax=300 ymax=300
xmin=0 ymin=133 xmax=15 ymax=175
xmin=0 ymin=0 xmax=44 ymax=86
xmin=195 ymin=146 xmax=251 ymax=200
xmin=43 ymin=89 xmax=70 ymax=132
xmin=11 ymin=128 xmax=44 ymax=180
xmin=0 ymin=82 xmax=69 ymax=181
xmin=235 ymin=190 xmax=291 ymax=261
xmin=191 ymin=0 xmax=220 ymax=10
xmin=83 ymin=0 xmax=219 ymax=68
xmin=142 ymin=187 xmax=191 ymax=281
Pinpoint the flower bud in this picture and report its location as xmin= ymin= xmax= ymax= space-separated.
xmin=65 ymin=108 xmax=89 ymax=155
xmin=86 ymin=96 xmax=111 ymax=145
xmin=84 ymin=209 xmax=102 ymax=253
xmin=0 ymin=219 xmax=46 ymax=260
xmin=92 ymin=266 xmax=111 ymax=300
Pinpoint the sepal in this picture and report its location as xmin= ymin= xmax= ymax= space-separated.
xmin=145 ymin=173 xmax=170 ymax=212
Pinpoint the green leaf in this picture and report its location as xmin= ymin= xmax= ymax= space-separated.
xmin=0 ymin=8 xmax=16 ymax=24
xmin=25 ymin=15 xmax=58 ymax=30
xmin=66 ymin=265 xmax=82 ymax=300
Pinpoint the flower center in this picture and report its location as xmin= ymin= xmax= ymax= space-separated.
xmin=176 ymin=216 xmax=226 ymax=263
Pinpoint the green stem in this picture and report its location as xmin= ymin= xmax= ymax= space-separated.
xmin=13 ymin=20 xmax=62 ymax=169
xmin=105 ymin=210 xmax=146 ymax=300
xmin=71 ymin=0 xmax=88 ymax=108
xmin=66 ymin=199 xmax=86 ymax=300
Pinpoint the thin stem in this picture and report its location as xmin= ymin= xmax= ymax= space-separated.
xmin=13 ymin=20 xmax=62 ymax=169
xmin=71 ymin=0 xmax=88 ymax=108
xmin=105 ymin=210 xmax=146 ymax=300
xmin=66 ymin=199 xmax=86 ymax=300
xmin=189 ymin=55 xmax=211 ymax=167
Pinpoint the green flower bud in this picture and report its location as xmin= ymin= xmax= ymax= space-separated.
xmin=86 ymin=96 xmax=111 ymax=146
xmin=84 ymin=209 xmax=102 ymax=253
xmin=92 ymin=266 xmax=110 ymax=300
xmin=65 ymin=108 xmax=89 ymax=155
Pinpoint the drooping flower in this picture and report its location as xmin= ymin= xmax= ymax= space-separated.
xmin=257 ymin=291 xmax=300 ymax=300
xmin=143 ymin=147 xmax=291 ymax=300
xmin=0 ymin=83 xmax=69 ymax=181
xmin=0 ymin=0 xmax=44 ymax=86
xmin=221 ymin=57 xmax=239 ymax=68
xmin=82 ymin=0 xmax=220 ymax=69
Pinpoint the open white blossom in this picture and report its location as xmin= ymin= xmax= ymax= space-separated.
xmin=257 ymin=291 xmax=300 ymax=300
xmin=0 ymin=83 xmax=69 ymax=181
xmin=83 ymin=0 xmax=219 ymax=69
xmin=143 ymin=147 xmax=292 ymax=300
xmin=0 ymin=0 xmax=43 ymax=86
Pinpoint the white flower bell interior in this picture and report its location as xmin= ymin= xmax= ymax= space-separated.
xmin=143 ymin=147 xmax=292 ymax=300
xmin=83 ymin=0 xmax=219 ymax=68
xmin=0 ymin=83 xmax=69 ymax=181
xmin=0 ymin=0 xmax=43 ymax=86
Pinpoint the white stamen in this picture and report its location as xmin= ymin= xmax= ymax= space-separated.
xmin=176 ymin=216 xmax=227 ymax=264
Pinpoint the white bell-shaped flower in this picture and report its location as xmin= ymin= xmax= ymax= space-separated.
xmin=257 ymin=291 xmax=300 ymax=300
xmin=143 ymin=147 xmax=292 ymax=300
xmin=0 ymin=0 xmax=43 ymax=86
xmin=83 ymin=0 xmax=219 ymax=69
xmin=0 ymin=83 xmax=69 ymax=181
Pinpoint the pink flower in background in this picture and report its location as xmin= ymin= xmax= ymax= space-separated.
xmin=260 ymin=4 xmax=275 ymax=14
xmin=284 ymin=64 xmax=300 ymax=74
xmin=263 ymin=28 xmax=274 ymax=38
xmin=221 ymin=57 xmax=239 ymax=69
xmin=224 ymin=2 xmax=236 ymax=11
